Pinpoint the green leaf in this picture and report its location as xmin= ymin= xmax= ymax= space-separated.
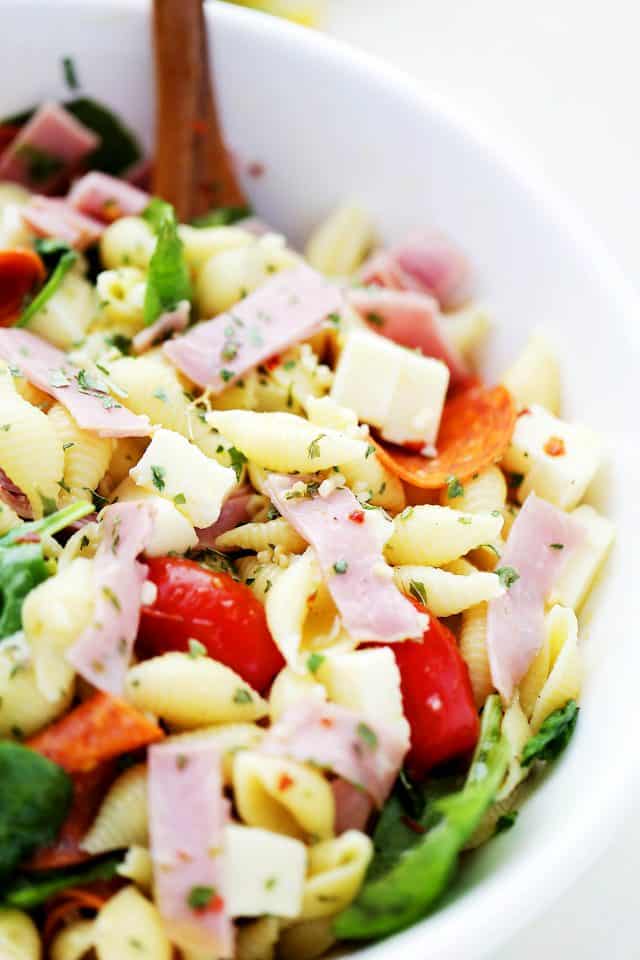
xmin=521 ymin=700 xmax=579 ymax=767
xmin=18 ymin=250 xmax=78 ymax=328
xmin=495 ymin=566 xmax=520 ymax=589
xmin=0 ymin=543 xmax=48 ymax=639
xmin=228 ymin=446 xmax=248 ymax=482
xmin=334 ymin=695 xmax=509 ymax=941
xmin=191 ymin=205 xmax=252 ymax=228
xmin=2 ymin=855 xmax=120 ymax=909
xmin=0 ymin=501 xmax=94 ymax=548
xmin=0 ymin=741 xmax=73 ymax=883
xmin=65 ymin=97 xmax=142 ymax=176
xmin=142 ymin=200 xmax=192 ymax=327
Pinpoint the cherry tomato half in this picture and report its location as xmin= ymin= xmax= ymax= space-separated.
xmin=138 ymin=557 xmax=284 ymax=693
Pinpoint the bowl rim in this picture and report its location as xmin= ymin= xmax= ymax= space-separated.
xmin=8 ymin=1 xmax=640 ymax=957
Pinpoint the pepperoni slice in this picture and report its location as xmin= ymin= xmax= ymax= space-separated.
xmin=374 ymin=384 xmax=516 ymax=489
xmin=0 ymin=248 xmax=46 ymax=326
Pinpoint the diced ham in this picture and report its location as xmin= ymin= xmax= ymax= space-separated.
xmin=21 ymin=196 xmax=104 ymax=250
xmin=149 ymin=740 xmax=233 ymax=958
xmin=0 ymin=102 xmax=99 ymax=192
xmin=0 ymin=467 xmax=32 ymax=519
xmin=359 ymin=230 xmax=471 ymax=310
xmin=195 ymin=485 xmax=254 ymax=548
xmin=487 ymin=492 xmax=585 ymax=700
xmin=264 ymin=474 xmax=427 ymax=643
xmin=262 ymin=700 xmax=407 ymax=808
xmin=0 ymin=329 xmax=152 ymax=438
xmin=132 ymin=301 xmax=190 ymax=355
xmin=164 ymin=264 xmax=343 ymax=391
xmin=347 ymin=287 xmax=471 ymax=388
xmin=68 ymin=171 xmax=150 ymax=222
xmin=331 ymin=778 xmax=373 ymax=834
xmin=66 ymin=502 xmax=154 ymax=695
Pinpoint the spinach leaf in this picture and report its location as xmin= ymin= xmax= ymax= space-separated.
xmin=2 ymin=855 xmax=120 ymax=909
xmin=521 ymin=700 xmax=579 ymax=767
xmin=0 ymin=742 xmax=72 ymax=882
xmin=142 ymin=199 xmax=192 ymax=327
xmin=334 ymin=695 xmax=509 ymax=941
xmin=65 ymin=97 xmax=142 ymax=176
xmin=18 ymin=250 xmax=78 ymax=328
xmin=191 ymin=205 xmax=252 ymax=228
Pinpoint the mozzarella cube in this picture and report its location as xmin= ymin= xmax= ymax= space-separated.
xmin=502 ymin=405 xmax=601 ymax=510
xmin=112 ymin=478 xmax=198 ymax=556
xmin=331 ymin=330 xmax=449 ymax=445
xmin=225 ymin=824 xmax=306 ymax=918
xmin=130 ymin=428 xmax=236 ymax=528
xmin=318 ymin=647 xmax=409 ymax=745
xmin=549 ymin=504 xmax=615 ymax=610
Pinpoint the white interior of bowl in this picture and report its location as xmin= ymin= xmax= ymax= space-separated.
xmin=3 ymin=3 xmax=640 ymax=958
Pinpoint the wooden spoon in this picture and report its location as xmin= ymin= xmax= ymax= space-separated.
xmin=152 ymin=0 xmax=246 ymax=221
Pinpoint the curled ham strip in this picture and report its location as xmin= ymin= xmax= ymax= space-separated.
xmin=265 ymin=474 xmax=427 ymax=643
xmin=68 ymin=171 xmax=150 ymax=223
xmin=262 ymin=700 xmax=407 ymax=808
xmin=359 ymin=230 xmax=471 ymax=310
xmin=331 ymin=778 xmax=373 ymax=834
xmin=347 ymin=287 xmax=471 ymax=388
xmin=164 ymin=264 xmax=343 ymax=391
xmin=0 ymin=467 xmax=32 ymax=519
xmin=0 ymin=329 xmax=152 ymax=438
xmin=149 ymin=740 xmax=233 ymax=958
xmin=132 ymin=301 xmax=190 ymax=355
xmin=21 ymin=196 xmax=104 ymax=250
xmin=195 ymin=485 xmax=254 ymax=548
xmin=66 ymin=502 xmax=154 ymax=696
xmin=487 ymin=493 xmax=585 ymax=700
xmin=0 ymin=102 xmax=98 ymax=192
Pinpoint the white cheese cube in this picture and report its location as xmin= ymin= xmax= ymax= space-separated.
xmin=501 ymin=333 xmax=561 ymax=414
xmin=502 ymin=405 xmax=601 ymax=510
xmin=225 ymin=824 xmax=306 ymax=918
xmin=112 ymin=477 xmax=198 ymax=556
xmin=331 ymin=330 xmax=449 ymax=445
xmin=130 ymin=428 xmax=236 ymax=528
xmin=318 ymin=647 xmax=409 ymax=745
xmin=548 ymin=504 xmax=615 ymax=610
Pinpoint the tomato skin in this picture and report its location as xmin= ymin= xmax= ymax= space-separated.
xmin=138 ymin=557 xmax=284 ymax=693
xmin=373 ymin=604 xmax=479 ymax=779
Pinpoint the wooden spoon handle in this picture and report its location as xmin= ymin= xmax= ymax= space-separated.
xmin=152 ymin=0 xmax=246 ymax=221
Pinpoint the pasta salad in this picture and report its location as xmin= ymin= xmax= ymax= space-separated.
xmin=0 ymin=95 xmax=614 ymax=960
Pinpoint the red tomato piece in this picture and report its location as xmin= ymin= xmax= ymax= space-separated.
xmin=0 ymin=248 xmax=46 ymax=326
xmin=138 ymin=557 xmax=284 ymax=693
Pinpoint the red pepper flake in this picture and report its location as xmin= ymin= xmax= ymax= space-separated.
xmin=209 ymin=894 xmax=225 ymax=914
xmin=401 ymin=815 xmax=426 ymax=835
xmin=320 ymin=717 xmax=334 ymax=729
xmin=517 ymin=407 xmax=532 ymax=417
xmin=544 ymin=435 xmax=566 ymax=457
xmin=265 ymin=354 xmax=281 ymax=370
xmin=278 ymin=773 xmax=294 ymax=791
xmin=348 ymin=510 xmax=365 ymax=524
xmin=247 ymin=161 xmax=265 ymax=179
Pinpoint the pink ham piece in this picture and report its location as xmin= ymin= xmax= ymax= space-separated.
xmin=0 ymin=102 xmax=98 ymax=192
xmin=164 ymin=264 xmax=343 ymax=391
xmin=262 ymin=700 xmax=407 ymax=808
xmin=149 ymin=740 xmax=233 ymax=958
xmin=0 ymin=329 xmax=152 ymax=438
xmin=487 ymin=492 xmax=585 ymax=700
xmin=67 ymin=502 xmax=154 ymax=695
xmin=331 ymin=778 xmax=373 ymax=834
xmin=68 ymin=171 xmax=150 ymax=222
xmin=124 ymin=156 xmax=152 ymax=189
xmin=359 ymin=231 xmax=471 ymax=310
xmin=264 ymin=474 xmax=427 ymax=643
xmin=132 ymin=300 xmax=190 ymax=355
xmin=21 ymin=197 xmax=104 ymax=250
xmin=196 ymin=485 xmax=254 ymax=548
xmin=347 ymin=287 xmax=471 ymax=388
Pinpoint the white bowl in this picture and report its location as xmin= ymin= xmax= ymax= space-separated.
xmin=3 ymin=2 xmax=640 ymax=957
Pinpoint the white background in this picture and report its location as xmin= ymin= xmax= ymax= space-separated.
xmin=325 ymin=2 xmax=639 ymax=957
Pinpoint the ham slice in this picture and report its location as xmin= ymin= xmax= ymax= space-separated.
xmin=164 ymin=264 xmax=342 ymax=391
xmin=347 ymin=287 xmax=471 ymax=387
xmin=21 ymin=196 xmax=104 ymax=250
xmin=487 ymin=493 xmax=585 ymax=700
xmin=264 ymin=474 xmax=427 ymax=643
xmin=68 ymin=171 xmax=150 ymax=222
xmin=331 ymin=778 xmax=373 ymax=834
xmin=149 ymin=740 xmax=233 ymax=958
xmin=359 ymin=230 xmax=471 ymax=310
xmin=66 ymin=502 xmax=154 ymax=695
xmin=132 ymin=301 xmax=190 ymax=355
xmin=195 ymin=485 xmax=254 ymax=548
xmin=262 ymin=701 xmax=407 ymax=808
xmin=0 ymin=102 xmax=98 ymax=192
xmin=0 ymin=329 xmax=152 ymax=438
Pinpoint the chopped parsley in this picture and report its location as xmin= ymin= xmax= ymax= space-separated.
xmin=187 ymin=885 xmax=216 ymax=911
xmin=264 ymin=875 xmax=278 ymax=891
xmin=549 ymin=543 xmax=564 ymax=550
xmin=173 ymin=493 xmax=186 ymax=506
xmin=233 ymin=688 xmax=253 ymax=704
xmin=283 ymin=359 xmax=296 ymax=371
xmin=152 ymin=387 xmax=168 ymax=402
xmin=366 ymin=312 xmax=384 ymax=328
xmin=104 ymin=332 xmax=132 ymax=354
xmin=408 ymin=579 xmax=427 ymax=606
xmin=356 ymin=722 xmax=378 ymax=749
xmin=307 ymin=652 xmax=326 ymax=674
xmin=398 ymin=507 xmax=414 ymax=520
xmin=333 ymin=560 xmax=348 ymax=575
xmin=446 ymin=475 xmax=464 ymax=499
xmin=327 ymin=312 xmax=341 ymax=326
xmin=0 ymin=424 xmax=10 ymax=433
xmin=365 ymin=444 xmax=376 ymax=459
xmin=495 ymin=810 xmax=518 ymax=834
xmin=495 ymin=566 xmax=520 ymax=589
xmin=307 ymin=433 xmax=326 ymax=460
xmin=220 ymin=369 xmax=234 ymax=383
xmin=457 ymin=516 xmax=473 ymax=525
xmin=188 ymin=639 xmax=207 ymax=659
xmin=150 ymin=465 xmax=166 ymax=492
xmin=101 ymin=586 xmax=121 ymax=611
xmin=228 ymin=446 xmax=248 ymax=481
